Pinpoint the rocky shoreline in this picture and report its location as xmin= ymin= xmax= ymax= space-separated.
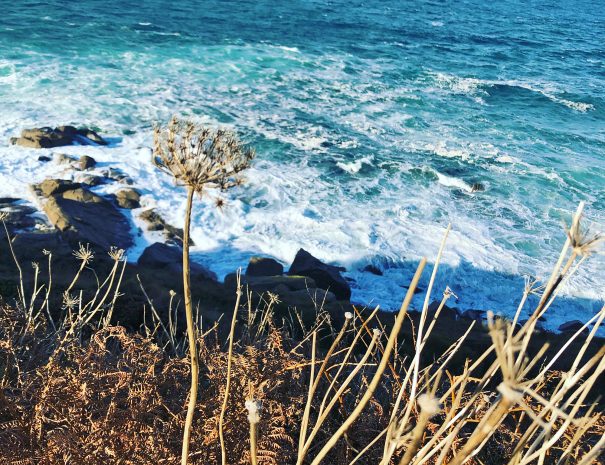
xmin=0 ymin=125 xmax=592 ymax=336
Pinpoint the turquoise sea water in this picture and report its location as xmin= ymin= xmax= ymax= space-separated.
xmin=0 ymin=0 xmax=604 ymax=328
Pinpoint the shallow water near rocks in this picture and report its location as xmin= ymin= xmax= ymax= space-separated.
xmin=0 ymin=0 xmax=604 ymax=332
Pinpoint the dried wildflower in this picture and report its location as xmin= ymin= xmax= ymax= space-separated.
xmin=344 ymin=311 xmax=353 ymax=320
xmin=523 ymin=275 xmax=545 ymax=296
xmin=153 ymin=117 xmax=255 ymax=194
xmin=108 ymin=246 xmax=125 ymax=261
xmin=0 ymin=211 xmax=9 ymax=222
xmin=73 ymin=243 xmax=94 ymax=264
xmin=565 ymin=217 xmax=603 ymax=257
xmin=62 ymin=291 xmax=80 ymax=311
xmin=267 ymin=292 xmax=281 ymax=305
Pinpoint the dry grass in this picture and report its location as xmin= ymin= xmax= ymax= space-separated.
xmin=0 ymin=203 xmax=604 ymax=464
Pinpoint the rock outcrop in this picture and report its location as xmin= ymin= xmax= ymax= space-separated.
xmin=33 ymin=179 xmax=133 ymax=250
xmin=114 ymin=188 xmax=141 ymax=209
xmin=245 ymin=256 xmax=284 ymax=277
xmin=140 ymin=208 xmax=188 ymax=245
xmin=138 ymin=242 xmax=216 ymax=281
xmin=288 ymin=248 xmax=351 ymax=300
xmin=10 ymin=126 xmax=108 ymax=148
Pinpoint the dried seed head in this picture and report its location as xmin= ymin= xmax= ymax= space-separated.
xmin=565 ymin=218 xmax=603 ymax=257
xmin=153 ymin=117 xmax=255 ymax=195
xmin=108 ymin=247 xmax=125 ymax=261
xmin=62 ymin=291 xmax=80 ymax=311
xmin=344 ymin=311 xmax=353 ymax=320
xmin=73 ymin=243 xmax=94 ymax=264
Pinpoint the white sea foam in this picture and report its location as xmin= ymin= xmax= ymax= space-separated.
xmin=336 ymin=155 xmax=374 ymax=174
xmin=435 ymin=171 xmax=473 ymax=192
xmin=431 ymin=73 xmax=594 ymax=112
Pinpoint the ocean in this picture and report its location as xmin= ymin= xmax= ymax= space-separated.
xmin=1 ymin=0 xmax=604 ymax=330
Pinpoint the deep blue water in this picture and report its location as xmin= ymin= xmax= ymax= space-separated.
xmin=1 ymin=0 xmax=604 ymax=328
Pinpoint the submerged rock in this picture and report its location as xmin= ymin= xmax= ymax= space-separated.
xmin=288 ymin=248 xmax=351 ymax=300
xmin=9 ymin=126 xmax=108 ymax=148
xmin=139 ymin=208 xmax=188 ymax=245
xmin=363 ymin=264 xmax=383 ymax=276
xmin=245 ymin=256 xmax=284 ymax=277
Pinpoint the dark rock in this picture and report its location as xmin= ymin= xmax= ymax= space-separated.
xmin=279 ymin=288 xmax=337 ymax=306
xmin=78 ymin=174 xmax=106 ymax=187
xmin=41 ymin=184 xmax=133 ymax=250
xmin=35 ymin=179 xmax=81 ymax=197
xmin=246 ymin=256 xmax=284 ymax=277
xmin=38 ymin=155 xmax=52 ymax=162
xmin=79 ymin=155 xmax=96 ymax=170
xmin=115 ymin=189 xmax=141 ymax=209
xmin=427 ymin=300 xmax=459 ymax=319
xmin=470 ymin=182 xmax=485 ymax=192
xmin=363 ymin=264 xmax=383 ymax=276
xmin=139 ymin=208 xmax=189 ymax=245
xmin=55 ymin=153 xmax=77 ymax=165
xmin=138 ymin=243 xmax=216 ymax=281
xmin=9 ymin=126 xmax=108 ymax=149
xmin=288 ymin=248 xmax=351 ymax=300
xmin=224 ymin=273 xmax=316 ymax=294
xmin=0 ymin=197 xmax=20 ymax=205
xmin=558 ymin=320 xmax=586 ymax=333
xmin=461 ymin=309 xmax=484 ymax=322
xmin=76 ymin=128 xmax=108 ymax=145
xmin=10 ymin=127 xmax=72 ymax=148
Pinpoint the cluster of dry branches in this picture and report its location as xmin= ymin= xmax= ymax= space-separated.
xmin=0 ymin=199 xmax=603 ymax=464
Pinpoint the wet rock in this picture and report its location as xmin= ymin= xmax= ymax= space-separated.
xmin=77 ymin=174 xmax=106 ymax=187
xmin=0 ymin=201 xmax=42 ymax=232
xmin=363 ymin=264 xmax=383 ymax=276
xmin=139 ymin=208 xmax=188 ymax=245
xmin=288 ymin=248 xmax=351 ymax=300
xmin=558 ymin=320 xmax=586 ymax=333
xmin=246 ymin=256 xmax=284 ymax=277
xmin=470 ymin=182 xmax=486 ymax=192
xmin=138 ymin=242 xmax=216 ymax=281
xmin=76 ymin=128 xmax=108 ymax=145
xmin=114 ymin=188 xmax=141 ymax=209
xmin=55 ymin=153 xmax=77 ymax=165
xmin=9 ymin=126 xmax=108 ymax=148
xmin=10 ymin=127 xmax=72 ymax=148
xmin=38 ymin=155 xmax=52 ymax=162
xmin=79 ymin=155 xmax=96 ymax=170
xmin=34 ymin=179 xmax=81 ymax=197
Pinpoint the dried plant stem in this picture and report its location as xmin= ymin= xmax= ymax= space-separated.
xmin=2 ymin=220 xmax=26 ymax=310
xmin=181 ymin=186 xmax=198 ymax=465
xmin=219 ymin=270 xmax=243 ymax=465
xmin=309 ymin=258 xmax=427 ymax=465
